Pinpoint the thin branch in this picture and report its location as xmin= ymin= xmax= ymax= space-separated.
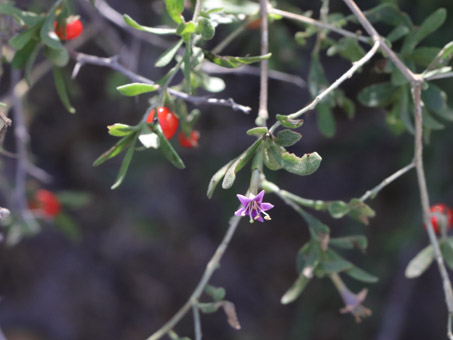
xmin=424 ymin=71 xmax=453 ymax=81
xmin=201 ymin=63 xmax=306 ymax=88
xmin=269 ymin=40 xmax=380 ymax=133
xmin=359 ymin=161 xmax=415 ymax=202
xmin=212 ymin=21 xmax=248 ymax=55
xmin=412 ymin=84 xmax=453 ymax=314
xmin=257 ymin=0 xmax=269 ymax=126
xmin=341 ymin=0 xmax=419 ymax=84
xmin=146 ymin=214 xmax=242 ymax=340
xmin=70 ymin=51 xmax=251 ymax=113
xmin=192 ymin=0 xmax=203 ymax=22
xmin=192 ymin=305 xmax=202 ymax=340
xmin=268 ymin=6 xmax=370 ymax=43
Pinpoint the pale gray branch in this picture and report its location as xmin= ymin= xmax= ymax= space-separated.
xmin=257 ymin=0 xmax=269 ymax=126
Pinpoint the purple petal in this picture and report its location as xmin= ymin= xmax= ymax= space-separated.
xmin=255 ymin=215 xmax=264 ymax=222
xmin=235 ymin=207 xmax=246 ymax=216
xmin=254 ymin=190 xmax=265 ymax=203
xmin=236 ymin=194 xmax=252 ymax=206
xmin=260 ymin=202 xmax=274 ymax=211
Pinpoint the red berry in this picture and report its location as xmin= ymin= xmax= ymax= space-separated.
xmin=146 ymin=107 xmax=179 ymax=140
xmin=54 ymin=16 xmax=83 ymax=41
xmin=178 ymin=130 xmax=200 ymax=148
xmin=424 ymin=203 xmax=453 ymax=234
xmin=29 ymin=189 xmax=61 ymax=218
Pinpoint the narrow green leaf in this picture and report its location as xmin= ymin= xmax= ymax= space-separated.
xmin=357 ymin=82 xmax=399 ymax=107
xmin=405 ymin=245 xmax=434 ymax=278
xmin=317 ymin=249 xmax=352 ymax=275
xmin=43 ymin=45 xmax=69 ymax=67
xmin=164 ymin=0 xmax=185 ymax=24
xmin=326 ymin=37 xmax=365 ymax=62
xmin=0 ymin=3 xmax=44 ymax=26
xmin=296 ymin=241 xmax=321 ymax=274
xmin=317 ymin=103 xmax=336 ymax=138
xmin=155 ymin=124 xmax=185 ymax=169
xmin=24 ymin=41 xmax=41 ymax=84
xmin=426 ymin=41 xmax=453 ymax=71
xmin=276 ymin=114 xmax=303 ymax=128
xmin=398 ymin=88 xmax=414 ymax=134
xmin=275 ymin=129 xmax=302 ymax=147
xmin=207 ymin=160 xmax=233 ymax=198
xmin=362 ymin=3 xmax=412 ymax=27
xmin=107 ymin=123 xmax=136 ymax=137
xmin=155 ymin=39 xmax=183 ymax=67
xmin=346 ymin=199 xmax=375 ymax=225
xmin=345 ymin=266 xmax=378 ymax=283
xmin=54 ymin=213 xmax=81 ymax=242
xmin=440 ymin=239 xmax=453 ymax=271
xmin=422 ymin=108 xmax=444 ymax=130
xmin=329 ymin=235 xmax=368 ymax=251
xmin=116 ymin=83 xmax=159 ymax=96
xmin=326 ymin=201 xmax=349 ymax=219
xmin=263 ymin=140 xmax=283 ymax=171
xmin=11 ymin=39 xmax=40 ymax=69
xmin=123 ymin=14 xmax=177 ymax=35
xmin=281 ymin=275 xmax=311 ymax=304
xmin=52 ymin=66 xmax=75 ymax=113
xmin=407 ymin=47 xmax=441 ymax=67
xmin=40 ymin=0 xmax=64 ymax=50
xmin=387 ymin=25 xmax=409 ymax=42
xmin=422 ymin=84 xmax=445 ymax=113
xmin=9 ymin=23 xmax=41 ymax=49
xmin=204 ymin=50 xmax=272 ymax=69
xmin=183 ymin=39 xmax=192 ymax=93
xmin=93 ymin=133 xmax=135 ymax=166
xmin=111 ymin=134 xmax=138 ymax=189
xmin=222 ymin=139 xmax=262 ymax=189
xmin=308 ymin=55 xmax=334 ymax=105
xmin=246 ymin=127 xmax=268 ymax=137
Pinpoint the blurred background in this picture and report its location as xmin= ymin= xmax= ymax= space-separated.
xmin=1 ymin=0 xmax=453 ymax=339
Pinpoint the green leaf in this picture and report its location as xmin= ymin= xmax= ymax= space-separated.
xmin=107 ymin=123 xmax=136 ymax=137
xmin=9 ymin=22 xmax=42 ymax=50
xmin=317 ymin=249 xmax=352 ymax=275
xmin=422 ymin=84 xmax=445 ymax=113
xmin=281 ymin=275 xmax=311 ymax=305
xmin=296 ymin=241 xmax=321 ymax=274
xmin=111 ymin=133 xmax=138 ymax=189
xmin=164 ymin=0 xmax=185 ymax=24
xmin=275 ymin=129 xmax=302 ymax=147
xmin=56 ymin=191 xmax=92 ymax=208
xmin=346 ymin=199 xmax=375 ymax=225
xmin=197 ymin=17 xmax=215 ymax=40
xmin=276 ymin=149 xmax=322 ymax=176
xmin=263 ymin=140 xmax=283 ymax=171
xmin=155 ymin=39 xmax=183 ymax=67
xmin=276 ymin=114 xmax=303 ymax=128
xmin=426 ymin=41 xmax=453 ymax=71
xmin=0 ymin=3 xmax=43 ymax=26
xmin=116 ymin=83 xmax=159 ymax=96
xmin=40 ymin=1 xmax=64 ymax=50
xmin=123 ymin=14 xmax=177 ymax=34
xmin=386 ymin=25 xmax=409 ymax=42
xmin=93 ymin=133 xmax=136 ymax=166
xmin=207 ymin=160 xmax=233 ymax=198
xmin=329 ymin=235 xmax=368 ymax=251
xmin=198 ymin=302 xmax=220 ymax=314
xmin=222 ymin=139 xmax=263 ymax=189
xmin=308 ymin=55 xmax=334 ymax=106
xmin=177 ymin=21 xmax=197 ymax=38
xmin=246 ymin=127 xmax=268 ymax=137
xmin=362 ymin=3 xmax=412 ymax=27
xmin=11 ymin=38 xmax=40 ymax=69
xmin=440 ymin=239 xmax=453 ymax=271
xmin=326 ymin=201 xmax=349 ymax=219
xmin=205 ymin=285 xmax=226 ymax=301
xmin=52 ymin=66 xmax=75 ymax=114
xmin=295 ymin=207 xmax=330 ymax=235
xmin=326 ymin=37 xmax=366 ymax=62
xmin=43 ymin=45 xmax=69 ymax=67
xmin=407 ymin=47 xmax=441 ymax=67
xmin=54 ymin=213 xmax=81 ymax=242
xmin=405 ymin=244 xmax=434 ymax=278
xmin=316 ymin=103 xmax=336 ymax=138
xmin=204 ymin=50 xmax=272 ymax=68
xmin=397 ymin=88 xmax=414 ymax=134
xmin=345 ymin=266 xmax=378 ymax=283
xmin=357 ymin=82 xmax=399 ymax=108
xmin=155 ymin=124 xmax=185 ymax=169
xmin=24 ymin=41 xmax=41 ymax=84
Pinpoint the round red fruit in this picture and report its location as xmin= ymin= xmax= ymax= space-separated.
xmin=424 ymin=203 xmax=453 ymax=234
xmin=146 ymin=107 xmax=179 ymax=140
xmin=178 ymin=130 xmax=200 ymax=148
xmin=30 ymin=189 xmax=61 ymax=218
xmin=54 ymin=16 xmax=83 ymax=41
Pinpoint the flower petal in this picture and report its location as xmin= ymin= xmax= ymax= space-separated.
xmin=260 ymin=202 xmax=274 ymax=211
xmin=254 ymin=190 xmax=265 ymax=203
xmin=234 ymin=207 xmax=246 ymax=216
xmin=236 ymin=194 xmax=252 ymax=206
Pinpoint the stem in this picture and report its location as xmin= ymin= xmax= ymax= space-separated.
xmin=212 ymin=22 xmax=248 ymax=55
xmin=268 ymin=6 xmax=370 ymax=43
xmin=269 ymin=41 xmax=380 ymax=133
xmin=256 ymin=0 xmax=269 ymax=126
xmin=359 ymin=161 xmax=415 ymax=202
xmin=146 ymin=214 xmax=242 ymax=340
xmin=192 ymin=305 xmax=202 ymax=340
xmin=192 ymin=0 xmax=203 ymax=22
xmin=412 ymin=84 xmax=453 ymax=313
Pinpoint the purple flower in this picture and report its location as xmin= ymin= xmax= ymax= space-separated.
xmin=235 ymin=190 xmax=274 ymax=223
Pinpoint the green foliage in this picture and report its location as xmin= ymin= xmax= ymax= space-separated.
xmin=116 ymin=83 xmax=159 ymax=96
xmin=204 ymin=51 xmax=272 ymax=68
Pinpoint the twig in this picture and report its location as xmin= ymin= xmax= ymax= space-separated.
xmin=192 ymin=305 xmax=202 ymax=340
xmin=257 ymin=0 xmax=269 ymax=126
xmin=201 ymin=63 xmax=305 ymax=88
xmin=341 ymin=0 xmax=419 ymax=84
xmin=359 ymin=161 xmax=415 ymax=202
xmin=211 ymin=21 xmax=248 ymax=55
xmin=268 ymin=6 xmax=370 ymax=43
xmin=192 ymin=0 xmax=203 ymax=22
xmin=269 ymin=40 xmax=380 ymax=133
xmin=70 ymin=51 xmax=251 ymax=113
xmin=424 ymin=71 xmax=453 ymax=81
xmin=146 ymin=214 xmax=242 ymax=340
xmin=412 ymin=83 xmax=453 ymax=314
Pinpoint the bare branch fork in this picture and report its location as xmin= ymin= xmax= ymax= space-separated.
xmin=70 ymin=51 xmax=252 ymax=114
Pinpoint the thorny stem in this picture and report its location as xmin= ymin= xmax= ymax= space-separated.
xmin=413 ymin=84 xmax=453 ymax=314
xmin=359 ymin=162 xmax=415 ymax=202
xmin=146 ymin=214 xmax=242 ymax=340
xmin=268 ymin=6 xmax=370 ymax=43
xmin=269 ymin=40 xmax=380 ymax=134
xmin=256 ymin=0 xmax=269 ymax=126
xmin=70 ymin=51 xmax=252 ymax=113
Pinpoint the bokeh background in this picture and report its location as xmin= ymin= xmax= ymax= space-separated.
xmin=1 ymin=0 xmax=453 ymax=339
